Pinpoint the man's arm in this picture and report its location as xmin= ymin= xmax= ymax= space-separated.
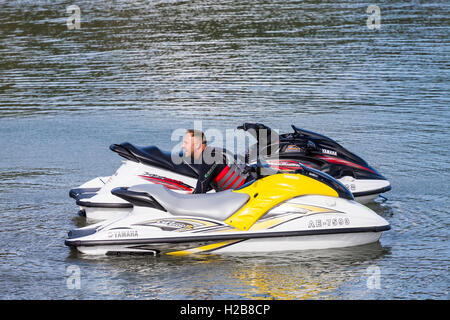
xmin=192 ymin=163 xmax=219 ymax=194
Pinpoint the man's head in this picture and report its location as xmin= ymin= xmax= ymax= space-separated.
xmin=182 ymin=129 xmax=207 ymax=159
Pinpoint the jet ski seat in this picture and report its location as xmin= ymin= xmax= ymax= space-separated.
xmin=110 ymin=143 xmax=198 ymax=178
xmin=129 ymin=184 xmax=250 ymax=221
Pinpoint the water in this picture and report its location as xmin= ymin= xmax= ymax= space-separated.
xmin=0 ymin=0 xmax=448 ymax=299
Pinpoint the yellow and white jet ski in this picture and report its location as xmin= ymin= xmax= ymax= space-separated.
xmin=65 ymin=165 xmax=390 ymax=256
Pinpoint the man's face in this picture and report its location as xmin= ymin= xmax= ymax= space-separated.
xmin=182 ymin=133 xmax=200 ymax=157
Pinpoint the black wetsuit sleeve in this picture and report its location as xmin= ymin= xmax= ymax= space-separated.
xmin=193 ymin=162 xmax=224 ymax=194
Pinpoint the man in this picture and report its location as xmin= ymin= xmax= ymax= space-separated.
xmin=181 ymin=129 xmax=251 ymax=194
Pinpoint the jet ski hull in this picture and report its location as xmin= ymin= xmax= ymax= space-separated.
xmin=69 ymin=230 xmax=386 ymax=256
xmin=339 ymin=177 xmax=391 ymax=204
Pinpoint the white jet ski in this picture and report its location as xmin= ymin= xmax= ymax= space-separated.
xmin=70 ymin=143 xmax=199 ymax=221
xmin=65 ymin=165 xmax=390 ymax=256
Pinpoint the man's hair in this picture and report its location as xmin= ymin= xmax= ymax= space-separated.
xmin=186 ymin=129 xmax=207 ymax=145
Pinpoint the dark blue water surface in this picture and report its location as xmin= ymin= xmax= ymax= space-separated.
xmin=0 ymin=0 xmax=448 ymax=299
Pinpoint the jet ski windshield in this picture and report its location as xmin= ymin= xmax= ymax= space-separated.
xmin=298 ymin=165 xmax=354 ymax=201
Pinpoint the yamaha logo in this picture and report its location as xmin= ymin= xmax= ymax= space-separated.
xmin=322 ymin=149 xmax=337 ymax=156
xmin=107 ymin=230 xmax=139 ymax=239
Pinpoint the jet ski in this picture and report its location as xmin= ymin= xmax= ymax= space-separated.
xmin=70 ymin=143 xmax=199 ymax=221
xmin=240 ymin=123 xmax=391 ymax=204
xmin=65 ymin=164 xmax=390 ymax=256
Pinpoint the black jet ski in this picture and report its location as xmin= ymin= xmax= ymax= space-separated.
xmin=240 ymin=123 xmax=391 ymax=204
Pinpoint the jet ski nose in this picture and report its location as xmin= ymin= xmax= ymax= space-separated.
xmin=67 ymin=227 xmax=97 ymax=239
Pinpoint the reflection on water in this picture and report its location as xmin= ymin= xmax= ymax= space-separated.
xmin=225 ymin=243 xmax=389 ymax=300
xmin=65 ymin=242 xmax=389 ymax=299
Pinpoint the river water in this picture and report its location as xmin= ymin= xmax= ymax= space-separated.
xmin=0 ymin=0 xmax=448 ymax=299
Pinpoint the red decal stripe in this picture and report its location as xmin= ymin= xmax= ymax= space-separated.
xmin=139 ymin=175 xmax=192 ymax=191
xmin=315 ymin=156 xmax=375 ymax=173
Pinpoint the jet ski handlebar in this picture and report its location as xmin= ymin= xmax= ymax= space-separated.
xmin=237 ymin=123 xmax=272 ymax=132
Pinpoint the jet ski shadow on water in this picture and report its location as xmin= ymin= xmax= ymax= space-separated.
xmin=65 ymin=164 xmax=390 ymax=256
